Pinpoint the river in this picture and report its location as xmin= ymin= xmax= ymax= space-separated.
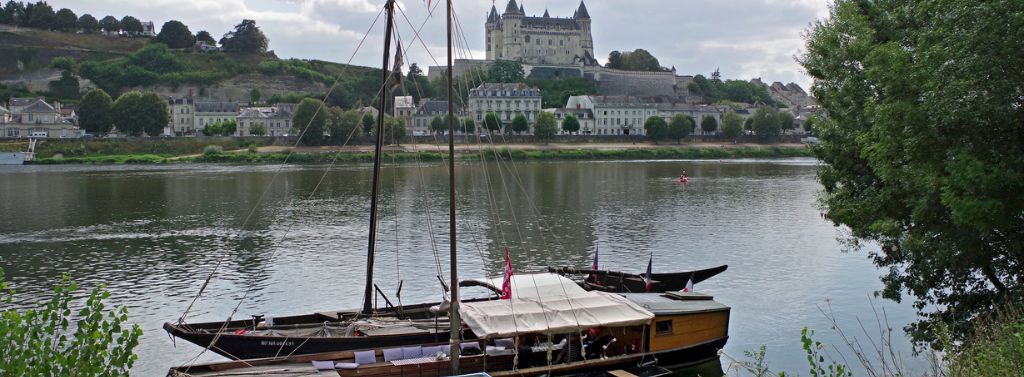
xmin=0 ymin=159 xmax=927 ymax=376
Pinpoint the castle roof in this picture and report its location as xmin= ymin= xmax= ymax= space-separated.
xmin=522 ymin=16 xmax=581 ymax=30
xmin=487 ymin=5 xmax=499 ymax=23
xmin=576 ymin=1 xmax=590 ymax=19
xmin=504 ymin=0 xmax=520 ymax=15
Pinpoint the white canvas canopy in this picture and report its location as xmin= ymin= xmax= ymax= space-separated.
xmin=459 ymin=273 xmax=654 ymax=338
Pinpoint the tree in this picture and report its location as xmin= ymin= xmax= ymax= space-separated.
xmin=27 ymin=1 xmax=53 ymax=30
xmin=488 ymin=59 xmax=524 ymax=83
xmin=52 ymin=8 xmax=75 ymax=31
xmin=803 ymin=114 xmax=820 ymax=134
xmin=377 ymin=116 xmax=407 ymax=143
xmin=405 ymin=63 xmax=434 ymax=102
xmin=78 ymin=89 xmax=114 ymax=134
xmin=220 ymin=19 xmax=268 ymax=54
xmin=700 ymin=115 xmax=718 ymax=134
xmin=195 ymin=30 xmax=215 ymax=45
xmin=155 ymin=20 xmax=195 ymax=48
xmin=49 ymin=56 xmax=74 ymax=71
xmin=249 ymin=88 xmax=261 ymax=104
xmin=77 ymin=14 xmax=98 ymax=33
xmin=605 ymin=49 xmax=666 ymax=72
xmin=201 ymin=122 xmax=221 ymax=136
xmin=721 ymin=111 xmax=743 ymax=139
xmin=0 ymin=267 xmax=143 ymax=376
xmin=606 ymin=51 xmax=623 ymax=69
xmin=249 ymin=123 xmax=267 ymax=136
xmin=326 ymin=108 xmax=359 ymax=145
xmin=461 ymin=117 xmax=475 ymax=134
xmin=218 ymin=119 xmax=237 ymax=136
xmin=533 ymin=112 xmax=557 ymax=141
xmin=48 ymin=70 xmax=80 ymax=99
xmin=484 ymin=112 xmax=502 ymax=133
xmin=561 ymin=114 xmax=580 ymax=134
xmin=511 ymin=113 xmax=529 ymax=134
xmin=667 ymin=114 xmax=693 ymax=143
xmin=0 ymin=1 xmax=23 ymax=25
xmin=643 ymin=116 xmax=668 ymax=141
xmin=750 ymin=106 xmax=781 ymax=137
xmin=292 ymin=98 xmax=325 ymax=145
xmin=778 ymin=111 xmax=795 ymax=133
xmin=99 ymin=15 xmax=119 ymax=34
xmin=743 ymin=117 xmax=753 ymax=131
xmin=360 ymin=113 xmax=375 ymax=135
xmin=112 ymin=91 xmax=169 ymax=136
xmin=429 ymin=115 xmax=446 ymax=135
xmin=801 ymin=0 xmax=1024 ymax=346
xmin=120 ymin=16 xmax=143 ymax=37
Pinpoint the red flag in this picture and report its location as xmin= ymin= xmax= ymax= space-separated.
xmin=644 ymin=256 xmax=653 ymax=292
xmin=590 ymin=244 xmax=600 ymax=284
xmin=501 ymin=247 xmax=513 ymax=299
xmin=683 ymin=277 xmax=694 ymax=292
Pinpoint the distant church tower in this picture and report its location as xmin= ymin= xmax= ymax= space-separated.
xmin=485 ymin=0 xmax=598 ymax=66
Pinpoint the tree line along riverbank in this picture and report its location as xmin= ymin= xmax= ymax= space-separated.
xmin=15 ymin=138 xmax=814 ymax=164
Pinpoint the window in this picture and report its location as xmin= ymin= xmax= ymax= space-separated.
xmin=655 ymin=320 xmax=673 ymax=335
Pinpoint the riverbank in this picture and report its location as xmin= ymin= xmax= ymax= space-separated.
xmin=28 ymin=142 xmax=813 ymax=164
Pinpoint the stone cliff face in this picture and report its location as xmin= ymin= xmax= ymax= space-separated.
xmin=130 ymin=73 xmax=329 ymax=101
xmin=767 ymin=81 xmax=816 ymax=108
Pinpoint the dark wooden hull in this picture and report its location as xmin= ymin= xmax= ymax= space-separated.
xmin=165 ymin=268 xmax=725 ymax=360
xmin=550 ymin=265 xmax=728 ymax=293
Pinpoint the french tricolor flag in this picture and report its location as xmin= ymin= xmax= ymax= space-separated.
xmin=643 ymin=256 xmax=653 ymax=292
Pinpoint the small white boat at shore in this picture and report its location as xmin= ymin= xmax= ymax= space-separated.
xmin=0 ymin=139 xmax=36 ymax=165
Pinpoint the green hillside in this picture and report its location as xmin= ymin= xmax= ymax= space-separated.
xmin=0 ymin=25 xmax=383 ymax=107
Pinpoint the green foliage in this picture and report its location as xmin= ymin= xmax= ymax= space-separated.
xmin=801 ymin=0 xmax=1024 ymax=346
xmin=48 ymin=70 xmax=80 ymax=99
xmin=52 ymin=7 xmax=75 ymax=31
xmin=701 ymin=115 xmax=718 ymax=133
xmin=751 ymin=106 xmax=780 ymax=137
xmin=744 ymin=117 xmax=753 ymax=131
xmin=77 ymin=13 xmax=98 ymax=33
xmin=128 ymin=43 xmax=183 ymax=74
xmin=325 ymin=108 xmax=359 ymax=145
xmin=644 ymin=116 xmax=668 ymax=141
xmin=688 ymin=74 xmax=778 ymax=106
xmin=249 ymin=88 xmax=260 ymax=103
xmin=488 ymin=59 xmax=524 ymax=83
xmin=942 ymin=307 xmax=1024 ymax=376
xmin=220 ymin=19 xmax=268 ymax=54
xmin=803 ymin=114 xmax=821 ymax=133
xmin=0 ymin=267 xmax=143 ymax=376
xmin=293 ymin=97 xmax=325 ymax=145
xmin=26 ymin=1 xmax=53 ymax=30
xmin=376 ymin=116 xmax=406 ymax=143
xmin=405 ymin=63 xmax=434 ymax=102
xmin=722 ymin=112 xmax=744 ymax=139
xmin=155 ymin=20 xmax=195 ymax=49
xmin=511 ymin=113 xmax=529 ymax=134
xmin=561 ymin=114 xmax=580 ymax=134
xmin=98 ymin=15 xmax=118 ymax=33
xmin=120 ymin=16 xmax=142 ymax=36
xmin=667 ymin=114 xmax=693 ymax=142
xmin=800 ymin=328 xmax=852 ymax=377
xmin=430 ymin=115 xmax=445 ymax=135
xmin=255 ymin=59 xmax=334 ymax=84
xmin=461 ymin=117 xmax=475 ymax=134
xmin=606 ymin=49 xmax=667 ymax=72
xmin=248 ymin=122 xmax=266 ymax=136
xmin=32 ymin=138 xmax=272 ymax=158
xmin=195 ymin=30 xmax=215 ymax=45
xmin=778 ymin=111 xmax=795 ymax=132
xmin=112 ymin=91 xmax=169 ymax=136
xmin=49 ymin=56 xmax=75 ymax=71
xmin=532 ymin=112 xmax=557 ymax=141
xmin=0 ymin=1 xmax=21 ymax=25
xmin=484 ymin=112 xmax=502 ymax=133
xmin=202 ymin=145 xmax=223 ymax=155
xmin=526 ymin=77 xmax=596 ymax=108
xmin=360 ymin=113 xmax=374 ymax=135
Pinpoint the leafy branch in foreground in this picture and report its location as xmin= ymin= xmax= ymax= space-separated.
xmin=0 ymin=268 xmax=142 ymax=376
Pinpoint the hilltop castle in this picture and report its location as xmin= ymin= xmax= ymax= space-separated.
xmin=485 ymin=0 xmax=598 ymax=66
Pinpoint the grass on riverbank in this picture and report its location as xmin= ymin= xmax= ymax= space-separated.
xmin=28 ymin=145 xmax=813 ymax=164
xmin=33 ymin=138 xmax=274 ymax=158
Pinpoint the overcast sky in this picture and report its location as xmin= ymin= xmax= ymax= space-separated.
xmin=47 ymin=0 xmax=828 ymax=89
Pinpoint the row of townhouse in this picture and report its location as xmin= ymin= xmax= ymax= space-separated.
xmin=0 ymin=98 xmax=82 ymax=138
xmin=167 ymin=97 xmax=296 ymax=136
xmin=395 ymin=82 xmax=544 ymax=136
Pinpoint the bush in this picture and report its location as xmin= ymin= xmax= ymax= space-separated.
xmin=0 ymin=268 xmax=142 ymax=376
xmin=203 ymin=145 xmax=223 ymax=155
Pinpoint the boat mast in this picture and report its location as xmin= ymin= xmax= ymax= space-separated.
xmin=446 ymin=0 xmax=462 ymax=371
xmin=363 ymin=0 xmax=396 ymax=316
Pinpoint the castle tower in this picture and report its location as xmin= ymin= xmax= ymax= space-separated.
xmin=485 ymin=5 xmax=500 ymax=60
xmin=575 ymin=1 xmax=593 ymax=59
xmin=500 ymin=0 xmax=524 ymax=61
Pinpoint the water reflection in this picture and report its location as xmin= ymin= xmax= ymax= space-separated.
xmin=0 ymin=159 xmax=924 ymax=376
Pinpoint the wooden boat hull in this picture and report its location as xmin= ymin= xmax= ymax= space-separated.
xmin=550 ymin=265 xmax=728 ymax=293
